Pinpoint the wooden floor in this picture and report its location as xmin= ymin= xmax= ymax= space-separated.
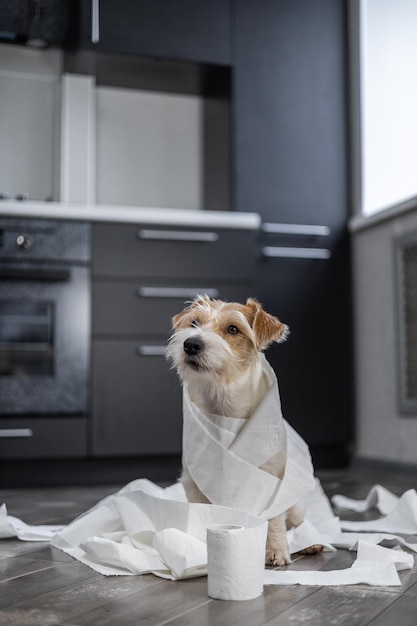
xmin=1 ymin=466 xmax=417 ymax=625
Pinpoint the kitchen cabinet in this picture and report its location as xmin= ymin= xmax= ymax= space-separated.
xmin=233 ymin=0 xmax=352 ymax=467
xmin=74 ymin=0 xmax=231 ymax=65
xmin=0 ymin=418 xmax=87 ymax=460
xmin=91 ymin=221 xmax=257 ymax=457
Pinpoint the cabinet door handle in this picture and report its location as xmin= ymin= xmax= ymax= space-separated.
xmin=137 ymin=229 xmax=219 ymax=243
xmin=137 ymin=345 xmax=167 ymax=357
xmin=137 ymin=287 xmax=219 ymax=299
xmin=0 ymin=428 xmax=33 ymax=438
xmin=262 ymin=246 xmax=331 ymax=259
xmin=262 ymin=223 xmax=330 ymax=236
xmin=92 ymin=0 xmax=100 ymax=43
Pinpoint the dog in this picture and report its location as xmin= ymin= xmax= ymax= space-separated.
xmin=166 ymin=294 xmax=320 ymax=566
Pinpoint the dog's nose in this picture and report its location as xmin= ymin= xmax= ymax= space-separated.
xmin=184 ymin=337 xmax=204 ymax=356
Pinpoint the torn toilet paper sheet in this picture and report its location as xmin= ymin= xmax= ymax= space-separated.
xmin=264 ymin=541 xmax=409 ymax=587
xmin=53 ymin=487 xmax=269 ymax=580
xmin=0 ymin=503 xmax=64 ymax=541
xmin=322 ymin=531 xmax=417 ymax=553
xmin=332 ymin=484 xmax=399 ymax=516
xmin=182 ymin=355 xmax=316 ymax=519
xmin=338 ymin=489 xmax=417 ymax=534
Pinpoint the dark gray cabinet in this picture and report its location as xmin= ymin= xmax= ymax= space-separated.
xmin=0 ymin=418 xmax=87 ymax=460
xmin=74 ymin=0 xmax=231 ymax=65
xmin=91 ymin=222 xmax=257 ymax=457
xmin=233 ymin=0 xmax=353 ymax=467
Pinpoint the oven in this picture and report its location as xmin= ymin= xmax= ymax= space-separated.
xmin=0 ymin=217 xmax=91 ymax=415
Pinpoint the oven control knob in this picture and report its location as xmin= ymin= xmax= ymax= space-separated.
xmin=16 ymin=235 xmax=32 ymax=249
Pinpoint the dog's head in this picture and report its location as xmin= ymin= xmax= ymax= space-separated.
xmin=166 ymin=295 xmax=289 ymax=385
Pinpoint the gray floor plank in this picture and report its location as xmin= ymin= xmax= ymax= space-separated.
xmin=62 ymin=577 xmax=211 ymax=626
xmin=0 ymin=572 xmax=164 ymax=626
xmin=264 ymin=586 xmax=400 ymax=626
xmin=0 ymin=555 xmax=65 ymax=583
xmin=162 ymin=586 xmax=321 ymax=626
xmin=367 ymin=595 xmax=417 ymax=626
xmin=0 ymin=561 xmax=97 ymax=610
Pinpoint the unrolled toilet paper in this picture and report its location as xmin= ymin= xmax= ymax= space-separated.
xmin=1 ymin=482 xmax=416 ymax=589
xmin=207 ymin=522 xmax=268 ymax=601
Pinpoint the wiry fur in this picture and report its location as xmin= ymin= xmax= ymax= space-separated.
xmin=166 ymin=295 xmax=321 ymax=566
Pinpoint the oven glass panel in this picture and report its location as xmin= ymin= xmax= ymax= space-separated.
xmin=0 ymin=301 xmax=54 ymax=376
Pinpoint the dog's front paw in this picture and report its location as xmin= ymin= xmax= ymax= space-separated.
xmin=265 ymin=545 xmax=291 ymax=567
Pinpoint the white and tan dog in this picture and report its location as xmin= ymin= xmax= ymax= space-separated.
xmin=167 ymin=294 xmax=320 ymax=566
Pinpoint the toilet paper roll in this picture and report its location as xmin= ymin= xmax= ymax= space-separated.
xmin=207 ymin=522 xmax=268 ymax=601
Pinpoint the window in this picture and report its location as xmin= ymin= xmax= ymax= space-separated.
xmin=355 ymin=0 xmax=417 ymax=216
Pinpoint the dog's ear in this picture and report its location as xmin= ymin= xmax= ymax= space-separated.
xmin=245 ymin=298 xmax=289 ymax=350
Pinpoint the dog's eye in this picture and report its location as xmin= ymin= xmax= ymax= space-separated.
xmin=191 ymin=319 xmax=199 ymax=327
xmin=227 ymin=325 xmax=239 ymax=335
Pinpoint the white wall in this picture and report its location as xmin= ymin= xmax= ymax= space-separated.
xmin=353 ymin=207 xmax=417 ymax=464
xmin=96 ymin=86 xmax=203 ymax=209
xmin=0 ymin=44 xmax=62 ymax=201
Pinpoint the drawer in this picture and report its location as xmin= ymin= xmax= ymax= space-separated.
xmin=92 ymin=281 xmax=254 ymax=335
xmin=92 ymin=223 xmax=257 ymax=279
xmin=92 ymin=339 xmax=183 ymax=456
xmin=0 ymin=418 xmax=87 ymax=459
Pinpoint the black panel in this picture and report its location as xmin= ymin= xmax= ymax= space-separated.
xmin=73 ymin=0 xmax=231 ymax=65
xmin=0 ymin=0 xmax=71 ymax=47
xmin=234 ymin=0 xmax=353 ymax=466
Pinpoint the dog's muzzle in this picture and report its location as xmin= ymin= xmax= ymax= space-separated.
xmin=183 ymin=337 xmax=204 ymax=356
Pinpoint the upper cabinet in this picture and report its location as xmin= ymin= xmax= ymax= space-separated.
xmin=73 ymin=0 xmax=232 ymax=65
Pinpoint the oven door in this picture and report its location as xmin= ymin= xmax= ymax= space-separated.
xmin=0 ymin=264 xmax=90 ymax=415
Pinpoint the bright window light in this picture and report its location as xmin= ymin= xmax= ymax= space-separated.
xmin=360 ymin=0 xmax=417 ymax=216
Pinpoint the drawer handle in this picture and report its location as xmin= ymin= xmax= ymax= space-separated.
xmin=0 ymin=428 xmax=33 ymax=438
xmin=262 ymin=223 xmax=331 ymax=237
xmin=262 ymin=246 xmax=331 ymax=259
xmin=137 ymin=229 xmax=219 ymax=243
xmin=137 ymin=345 xmax=167 ymax=357
xmin=137 ymin=287 xmax=220 ymax=299
xmin=91 ymin=0 xmax=100 ymax=43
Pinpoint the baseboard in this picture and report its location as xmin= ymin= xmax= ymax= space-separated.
xmin=0 ymin=455 xmax=182 ymax=488
xmin=352 ymin=456 xmax=417 ymax=476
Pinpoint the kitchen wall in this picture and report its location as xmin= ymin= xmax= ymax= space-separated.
xmin=95 ymin=85 xmax=202 ymax=209
xmin=352 ymin=206 xmax=417 ymax=466
xmin=0 ymin=44 xmax=62 ymax=201
xmin=0 ymin=44 xmax=204 ymax=208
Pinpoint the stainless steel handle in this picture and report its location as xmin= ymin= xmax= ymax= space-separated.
xmin=137 ymin=345 xmax=167 ymax=357
xmin=262 ymin=246 xmax=331 ymax=259
xmin=137 ymin=287 xmax=219 ymax=299
xmin=137 ymin=229 xmax=219 ymax=243
xmin=0 ymin=428 xmax=33 ymax=438
xmin=92 ymin=0 xmax=100 ymax=43
xmin=262 ymin=223 xmax=331 ymax=237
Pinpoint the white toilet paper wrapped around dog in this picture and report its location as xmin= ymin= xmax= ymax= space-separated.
xmin=182 ymin=354 xmax=316 ymax=519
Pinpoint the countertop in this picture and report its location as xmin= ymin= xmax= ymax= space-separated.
xmin=0 ymin=201 xmax=261 ymax=230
